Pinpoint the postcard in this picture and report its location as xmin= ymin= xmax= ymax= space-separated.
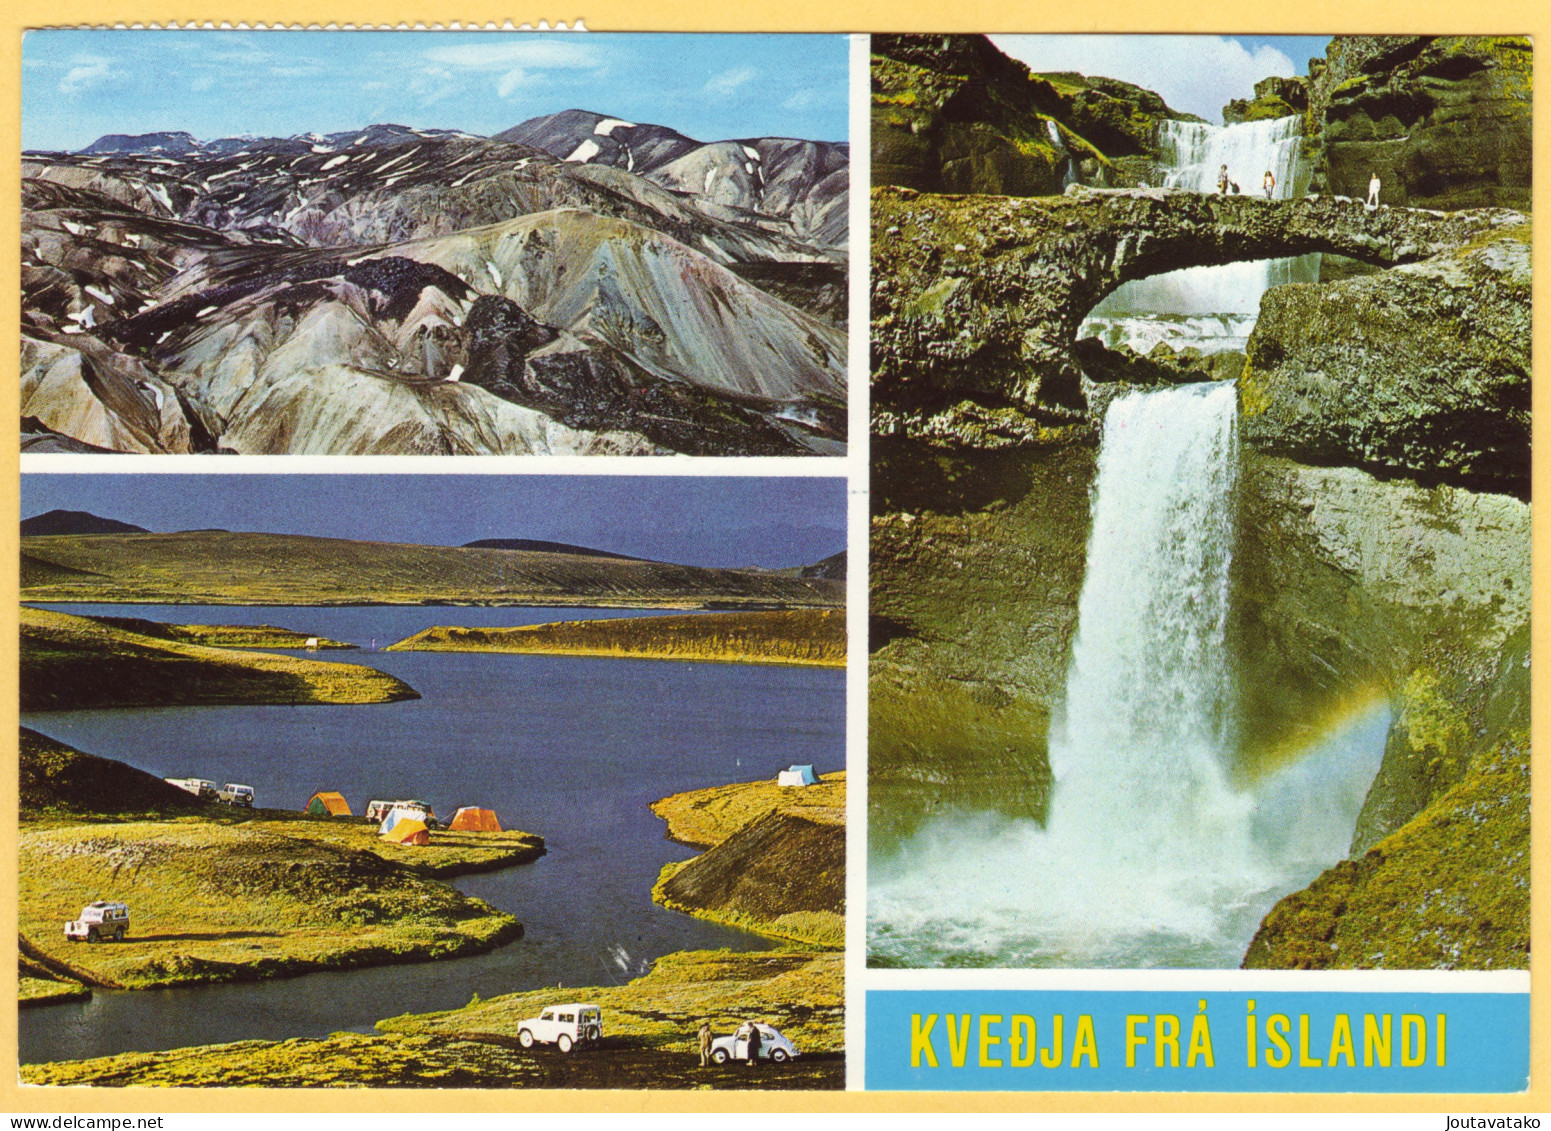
xmin=7 ymin=18 xmax=1543 ymax=1115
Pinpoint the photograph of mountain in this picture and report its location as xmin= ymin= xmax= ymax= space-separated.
xmin=21 ymin=32 xmax=848 ymax=456
xmin=18 ymin=473 xmax=846 ymax=1087
xmin=866 ymin=34 xmax=1530 ymax=970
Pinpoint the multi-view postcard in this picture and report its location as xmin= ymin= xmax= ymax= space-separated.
xmin=10 ymin=24 xmax=1540 ymax=1109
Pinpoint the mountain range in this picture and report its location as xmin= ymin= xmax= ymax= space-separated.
xmin=21 ymin=110 xmax=848 ymax=457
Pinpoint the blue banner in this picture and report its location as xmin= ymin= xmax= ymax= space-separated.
xmin=866 ymin=990 xmax=1528 ymax=1092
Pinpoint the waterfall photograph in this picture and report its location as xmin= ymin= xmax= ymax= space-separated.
xmin=868 ymin=34 xmax=1531 ymax=969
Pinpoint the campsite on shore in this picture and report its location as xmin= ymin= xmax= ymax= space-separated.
xmin=18 ymin=502 xmax=847 ymax=1088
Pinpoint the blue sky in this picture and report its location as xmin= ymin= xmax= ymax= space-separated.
xmin=993 ymin=35 xmax=1334 ymax=123
xmin=22 ymin=31 xmax=849 ymax=152
xmin=21 ymin=475 xmax=847 ymax=569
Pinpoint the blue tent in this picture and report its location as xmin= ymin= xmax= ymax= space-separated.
xmin=783 ymin=764 xmax=818 ymax=786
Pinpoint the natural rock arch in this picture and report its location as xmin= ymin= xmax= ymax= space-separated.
xmin=871 ymin=184 xmax=1525 ymax=419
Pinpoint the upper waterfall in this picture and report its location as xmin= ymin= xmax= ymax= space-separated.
xmin=1079 ymin=115 xmax=1318 ymax=354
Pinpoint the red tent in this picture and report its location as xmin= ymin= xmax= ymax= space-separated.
xmin=449 ymin=807 xmax=501 ymax=832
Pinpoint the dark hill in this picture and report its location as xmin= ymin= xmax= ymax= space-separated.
xmin=495 ymin=109 xmax=700 ymax=173
xmin=21 ymin=510 xmax=148 ymax=536
xmin=655 ymin=808 xmax=844 ymax=947
xmin=802 ymin=552 xmax=846 ymax=580
xmin=20 ymin=726 xmax=213 ymax=819
xmin=460 ymin=538 xmax=642 ymax=560
xmin=79 ymin=131 xmax=201 ymax=157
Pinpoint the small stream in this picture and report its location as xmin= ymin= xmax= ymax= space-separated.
xmin=20 ymin=603 xmax=845 ymax=1064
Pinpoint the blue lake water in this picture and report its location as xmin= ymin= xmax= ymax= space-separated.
xmin=19 ymin=604 xmax=845 ymax=1064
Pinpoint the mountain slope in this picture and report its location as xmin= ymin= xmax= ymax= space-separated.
xmin=22 ymin=110 xmax=849 ymax=456
xmin=19 ymin=530 xmax=847 ymax=607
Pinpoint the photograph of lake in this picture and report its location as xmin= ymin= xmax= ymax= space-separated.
xmin=18 ymin=473 xmax=848 ymax=1089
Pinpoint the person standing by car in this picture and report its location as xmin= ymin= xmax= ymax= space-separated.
xmin=698 ymin=1020 xmax=713 ymax=1067
xmin=745 ymin=1020 xmax=762 ymax=1066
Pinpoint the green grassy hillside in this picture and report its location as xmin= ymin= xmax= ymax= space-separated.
xmin=650 ymin=771 xmax=846 ymax=849
xmin=650 ymin=774 xmax=846 ymax=948
xmin=20 ymin=606 xmax=417 ymax=709
xmin=20 ymin=531 xmax=844 ymax=608
xmin=389 ymin=609 xmax=846 ymax=667
xmin=91 ymin=617 xmax=356 ymax=650
xmin=21 ymin=949 xmax=842 ymax=1088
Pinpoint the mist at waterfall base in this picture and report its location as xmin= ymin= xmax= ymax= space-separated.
xmin=867 ymin=384 xmax=1389 ymax=969
xmin=1080 ymin=116 xmax=1322 ymax=356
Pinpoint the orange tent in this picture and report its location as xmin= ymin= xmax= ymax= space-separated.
xmin=449 ymin=807 xmax=501 ymax=832
xmin=381 ymin=817 xmax=430 ymax=846
xmin=306 ymin=791 xmax=351 ymax=817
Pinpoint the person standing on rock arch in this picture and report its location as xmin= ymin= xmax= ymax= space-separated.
xmin=1368 ymin=172 xmax=1382 ymax=209
xmin=1263 ymin=169 xmax=1276 ymax=199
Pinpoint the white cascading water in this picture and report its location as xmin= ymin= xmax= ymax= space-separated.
xmin=1080 ymin=115 xmax=1321 ymax=355
xmin=1047 ymin=119 xmax=1079 ymax=188
xmin=1156 ymin=116 xmax=1306 ymax=198
xmin=867 ymin=382 xmax=1389 ymax=968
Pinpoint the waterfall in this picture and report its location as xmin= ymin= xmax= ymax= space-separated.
xmin=868 ymin=383 xmax=1389 ymax=968
xmin=1046 ymin=119 xmax=1078 ymax=188
xmin=1048 ymin=382 xmax=1242 ymax=857
xmin=1157 ymin=116 xmax=1306 ymax=199
xmin=1080 ymin=115 xmax=1319 ymax=355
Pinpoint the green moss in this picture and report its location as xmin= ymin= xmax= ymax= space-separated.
xmin=1398 ymin=666 xmax=1471 ymax=779
xmin=1237 ymin=361 xmax=1272 ymax=417
xmin=1245 ymin=732 xmax=1528 ymax=970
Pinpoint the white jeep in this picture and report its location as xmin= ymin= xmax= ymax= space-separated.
xmin=65 ymin=901 xmax=130 ymax=943
xmin=517 ymin=1003 xmax=602 ymax=1053
xmin=218 ymin=783 xmax=255 ymax=807
xmin=165 ymin=777 xmax=218 ymax=801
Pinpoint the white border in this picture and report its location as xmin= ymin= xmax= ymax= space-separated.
xmin=842 ymin=28 xmax=872 ymax=1093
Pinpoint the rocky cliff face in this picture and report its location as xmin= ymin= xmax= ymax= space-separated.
xmin=1241 ymin=224 xmax=1530 ymax=499
xmin=870 ymin=184 xmax=1518 ymax=439
xmin=1306 ymin=36 xmax=1532 ymax=210
xmin=21 ymin=113 xmax=848 ymax=456
xmin=871 ymin=35 xmax=1199 ymax=198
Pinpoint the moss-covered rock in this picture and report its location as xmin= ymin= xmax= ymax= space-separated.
xmin=870 ymin=35 xmax=1199 ymax=198
xmin=871 ymin=184 xmax=1519 ymax=432
xmin=1244 ymin=731 xmax=1528 ymax=969
xmin=1309 ymin=36 xmax=1531 ymax=210
xmin=869 ymin=441 xmax=1092 ymax=845
xmin=1240 ymin=224 xmax=1530 ymax=499
xmin=1224 ymin=76 xmax=1311 ymax=125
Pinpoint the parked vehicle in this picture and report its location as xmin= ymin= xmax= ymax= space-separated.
xmin=218 ymin=783 xmax=255 ymax=807
xmin=64 ymin=901 xmax=130 ymax=943
xmin=517 ymin=1004 xmax=603 ymax=1053
xmin=165 ymin=777 xmax=218 ymax=801
xmin=710 ymin=1024 xmax=799 ymax=1064
xmin=365 ymin=799 xmax=438 ymax=827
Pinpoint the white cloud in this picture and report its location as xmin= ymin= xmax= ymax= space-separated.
xmin=59 ymin=55 xmax=113 ymax=95
xmin=990 ymin=35 xmax=1296 ymax=124
xmin=704 ymin=65 xmax=756 ymax=97
xmin=497 ymin=69 xmax=532 ymax=98
xmin=782 ymin=88 xmax=822 ymax=112
xmin=425 ymin=37 xmax=597 ymax=71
